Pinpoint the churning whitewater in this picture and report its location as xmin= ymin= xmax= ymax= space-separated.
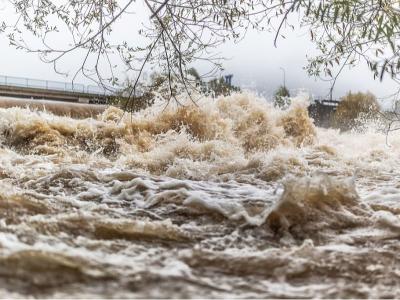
xmin=1 ymin=93 xmax=400 ymax=298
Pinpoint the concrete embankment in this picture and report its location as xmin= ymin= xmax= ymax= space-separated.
xmin=0 ymin=97 xmax=107 ymax=118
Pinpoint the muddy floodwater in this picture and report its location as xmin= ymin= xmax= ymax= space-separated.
xmin=1 ymin=94 xmax=400 ymax=298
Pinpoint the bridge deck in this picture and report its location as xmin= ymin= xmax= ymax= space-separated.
xmin=0 ymin=75 xmax=116 ymax=104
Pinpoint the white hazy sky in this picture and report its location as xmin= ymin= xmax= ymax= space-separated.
xmin=0 ymin=0 xmax=398 ymax=102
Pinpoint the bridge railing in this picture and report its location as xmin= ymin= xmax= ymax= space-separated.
xmin=0 ymin=75 xmax=116 ymax=96
xmin=313 ymin=97 xmax=339 ymax=105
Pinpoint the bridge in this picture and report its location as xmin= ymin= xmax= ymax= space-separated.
xmin=0 ymin=75 xmax=117 ymax=104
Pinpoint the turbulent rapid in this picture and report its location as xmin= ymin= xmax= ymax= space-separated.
xmin=1 ymin=93 xmax=400 ymax=298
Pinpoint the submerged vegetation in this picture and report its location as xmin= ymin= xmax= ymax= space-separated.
xmin=274 ymin=86 xmax=291 ymax=109
xmin=333 ymin=91 xmax=380 ymax=131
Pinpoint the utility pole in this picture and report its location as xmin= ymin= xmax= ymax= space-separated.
xmin=280 ymin=67 xmax=286 ymax=88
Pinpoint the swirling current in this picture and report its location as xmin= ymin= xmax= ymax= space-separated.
xmin=1 ymin=93 xmax=400 ymax=298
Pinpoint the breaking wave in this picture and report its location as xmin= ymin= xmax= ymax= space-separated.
xmin=1 ymin=94 xmax=315 ymax=180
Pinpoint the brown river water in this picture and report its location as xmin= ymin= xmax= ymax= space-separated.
xmin=1 ymin=93 xmax=400 ymax=298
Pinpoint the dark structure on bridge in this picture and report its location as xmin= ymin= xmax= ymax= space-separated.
xmin=308 ymin=99 xmax=339 ymax=128
xmin=224 ymin=74 xmax=233 ymax=86
xmin=0 ymin=75 xmax=115 ymax=104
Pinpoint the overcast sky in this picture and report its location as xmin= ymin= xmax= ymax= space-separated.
xmin=0 ymin=1 xmax=398 ymax=103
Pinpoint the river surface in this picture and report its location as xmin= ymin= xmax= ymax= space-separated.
xmin=1 ymin=93 xmax=400 ymax=298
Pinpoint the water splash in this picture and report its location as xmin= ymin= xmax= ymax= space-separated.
xmin=1 ymin=93 xmax=400 ymax=298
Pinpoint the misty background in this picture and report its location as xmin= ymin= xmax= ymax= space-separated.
xmin=0 ymin=0 xmax=398 ymax=105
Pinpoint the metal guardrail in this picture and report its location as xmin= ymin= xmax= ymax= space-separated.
xmin=313 ymin=97 xmax=339 ymax=105
xmin=0 ymin=75 xmax=116 ymax=96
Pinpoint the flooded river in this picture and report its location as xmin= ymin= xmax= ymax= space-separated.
xmin=1 ymin=93 xmax=400 ymax=298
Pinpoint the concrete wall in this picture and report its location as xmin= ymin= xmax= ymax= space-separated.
xmin=0 ymin=97 xmax=107 ymax=119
